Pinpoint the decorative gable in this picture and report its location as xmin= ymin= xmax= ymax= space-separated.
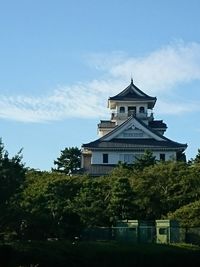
xmin=101 ymin=116 xmax=165 ymax=142
xmin=116 ymin=126 xmax=151 ymax=139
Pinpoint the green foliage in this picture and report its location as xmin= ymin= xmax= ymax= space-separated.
xmin=3 ymin=146 xmax=200 ymax=238
xmin=71 ymin=178 xmax=110 ymax=227
xmin=132 ymin=161 xmax=200 ymax=220
xmin=0 ymin=139 xmax=25 ymax=205
xmin=107 ymin=178 xmax=136 ymax=223
xmin=114 ymin=150 xmax=157 ymax=172
xmin=17 ymin=171 xmax=84 ymax=239
xmin=188 ymin=148 xmax=200 ymax=165
xmin=53 ymin=146 xmax=81 ymax=175
xmin=176 ymin=151 xmax=187 ymax=162
xmin=194 ymin=149 xmax=200 ymax=164
xmin=18 ymin=159 xmax=200 ymax=233
xmin=167 ymin=200 xmax=200 ymax=227
xmin=133 ymin=150 xmax=156 ymax=171
xmin=110 ymin=162 xmax=133 ymax=178
xmin=0 ymin=139 xmax=26 ymax=237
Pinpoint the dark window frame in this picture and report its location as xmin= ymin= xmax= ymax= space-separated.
xmin=128 ymin=106 xmax=136 ymax=116
xmin=103 ymin=153 xmax=108 ymax=164
xmin=160 ymin=153 xmax=165 ymax=161
xmin=139 ymin=106 xmax=145 ymax=113
xmin=119 ymin=106 xmax=125 ymax=113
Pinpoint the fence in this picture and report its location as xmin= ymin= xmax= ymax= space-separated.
xmin=81 ymin=226 xmax=200 ymax=245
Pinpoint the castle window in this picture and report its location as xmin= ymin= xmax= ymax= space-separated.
xmin=160 ymin=153 xmax=165 ymax=161
xmin=139 ymin=106 xmax=145 ymax=113
xmin=103 ymin=153 xmax=108 ymax=164
xmin=119 ymin=106 xmax=125 ymax=113
xmin=128 ymin=106 xmax=136 ymax=116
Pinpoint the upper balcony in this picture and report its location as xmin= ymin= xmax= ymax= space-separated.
xmin=111 ymin=111 xmax=153 ymax=121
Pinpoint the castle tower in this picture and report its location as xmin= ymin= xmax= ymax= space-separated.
xmin=82 ymin=80 xmax=187 ymax=176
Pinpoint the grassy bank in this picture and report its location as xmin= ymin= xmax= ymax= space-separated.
xmin=1 ymin=241 xmax=200 ymax=267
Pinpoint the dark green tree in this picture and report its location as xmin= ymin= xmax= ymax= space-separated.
xmin=167 ymin=200 xmax=200 ymax=227
xmin=176 ymin=151 xmax=187 ymax=162
xmin=132 ymin=161 xmax=200 ymax=219
xmin=0 ymin=139 xmax=26 ymax=238
xmin=107 ymin=178 xmax=136 ymax=223
xmin=72 ymin=178 xmax=110 ymax=227
xmin=0 ymin=139 xmax=25 ymax=205
xmin=18 ymin=171 xmax=82 ymax=239
xmin=53 ymin=147 xmax=81 ymax=175
xmin=134 ymin=150 xmax=156 ymax=171
xmin=193 ymin=149 xmax=200 ymax=164
xmin=187 ymin=149 xmax=200 ymax=166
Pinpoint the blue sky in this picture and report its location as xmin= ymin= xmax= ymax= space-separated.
xmin=0 ymin=0 xmax=200 ymax=170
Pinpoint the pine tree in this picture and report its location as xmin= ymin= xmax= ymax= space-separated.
xmin=53 ymin=147 xmax=81 ymax=175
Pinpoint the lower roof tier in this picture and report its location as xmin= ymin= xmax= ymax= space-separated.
xmin=82 ymin=138 xmax=187 ymax=151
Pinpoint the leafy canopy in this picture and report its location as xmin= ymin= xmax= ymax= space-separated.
xmin=0 ymin=138 xmax=25 ymax=205
xmin=134 ymin=150 xmax=156 ymax=170
xmin=53 ymin=147 xmax=81 ymax=175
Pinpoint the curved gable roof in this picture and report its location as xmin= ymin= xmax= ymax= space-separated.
xmin=82 ymin=116 xmax=187 ymax=151
xmin=109 ymin=79 xmax=157 ymax=107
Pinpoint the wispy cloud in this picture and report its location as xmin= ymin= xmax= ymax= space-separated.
xmin=0 ymin=41 xmax=200 ymax=122
xmin=88 ymin=41 xmax=200 ymax=93
xmin=155 ymin=99 xmax=200 ymax=115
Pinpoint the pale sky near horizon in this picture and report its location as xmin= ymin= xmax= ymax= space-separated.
xmin=0 ymin=0 xmax=200 ymax=170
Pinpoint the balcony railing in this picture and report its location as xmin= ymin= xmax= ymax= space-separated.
xmin=111 ymin=111 xmax=151 ymax=120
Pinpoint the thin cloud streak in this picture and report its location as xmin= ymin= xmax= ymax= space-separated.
xmin=155 ymin=100 xmax=200 ymax=115
xmin=91 ymin=41 xmax=200 ymax=93
xmin=0 ymin=41 xmax=200 ymax=123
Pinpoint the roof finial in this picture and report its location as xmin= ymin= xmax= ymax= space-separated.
xmin=131 ymin=76 xmax=133 ymax=84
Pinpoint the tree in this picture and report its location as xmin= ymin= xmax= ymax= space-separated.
xmin=53 ymin=147 xmax=81 ymax=175
xmin=132 ymin=161 xmax=200 ymax=220
xmin=107 ymin=178 xmax=136 ymax=223
xmin=194 ymin=149 xmax=200 ymax=164
xmin=167 ymin=200 xmax=200 ymax=227
xmin=176 ymin=151 xmax=186 ymax=162
xmin=189 ymin=148 xmax=200 ymax=165
xmin=18 ymin=171 xmax=83 ymax=239
xmin=71 ymin=178 xmax=110 ymax=227
xmin=133 ymin=150 xmax=156 ymax=171
xmin=0 ymin=138 xmax=26 ymax=238
xmin=0 ymin=139 xmax=26 ymax=205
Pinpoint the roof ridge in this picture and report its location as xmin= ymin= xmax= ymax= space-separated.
xmin=134 ymin=117 xmax=187 ymax=146
xmin=82 ymin=116 xmax=187 ymax=149
xmin=109 ymin=81 xmax=156 ymax=100
xmin=99 ymin=115 xmax=133 ymax=141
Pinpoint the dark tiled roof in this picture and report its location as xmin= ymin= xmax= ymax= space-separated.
xmin=98 ymin=120 xmax=116 ymax=128
xmin=149 ymin=120 xmax=167 ymax=129
xmin=99 ymin=115 xmax=167 ymax=142
xmin=82 ymin=138 xmax=187 ymax=150
xmin=83 ymin=116 xmax=187 ymax=152
xmin=109 ymin=80 xmax=157 ymax=105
